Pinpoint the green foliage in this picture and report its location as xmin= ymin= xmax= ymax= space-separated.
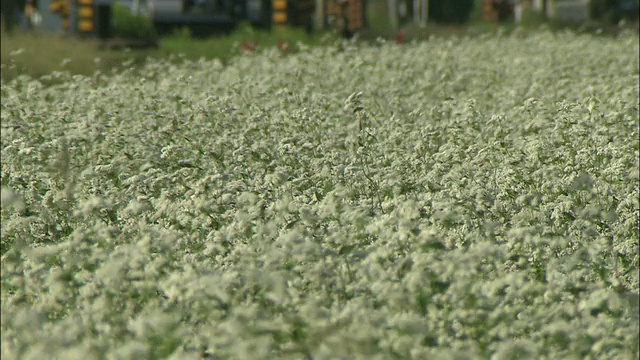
xmin=519 ymin=8 xmax=547 ymax=28
xmin=429 ymin=0 xmax=475 ymax=24
xmin=160 ymin=22 xmax=335 ymax=61
xmin=589 ymin=0 xmax=639 ymax=24
xmin=111 ymin=2 xmax=157 ymax=40
xmin=1 ymin=30 xmax=639 ymax=359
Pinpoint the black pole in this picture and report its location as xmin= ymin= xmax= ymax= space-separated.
xmin=1 ymin=0 xmax=17 ymax=33
xmin=95 ymin=0 xmax=112 ymax=39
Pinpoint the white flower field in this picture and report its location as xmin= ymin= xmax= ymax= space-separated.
xmin=1 ymin=30 xmax=639 ymax=359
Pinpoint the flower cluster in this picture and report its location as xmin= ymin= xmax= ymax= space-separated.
xmin=1 ymin=30 xmax=638 ymax=359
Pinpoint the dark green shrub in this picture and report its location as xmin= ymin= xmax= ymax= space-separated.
xmin=589 ymin=0 xmax=639 ymax=24
xmin=428 ymin=0 xmax=475 ymax=24
xmin=111 ymin=3 xmax=157 ymax=39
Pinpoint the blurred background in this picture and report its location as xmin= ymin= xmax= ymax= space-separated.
xmin=1 ymin=0 xmax=639 ymax=81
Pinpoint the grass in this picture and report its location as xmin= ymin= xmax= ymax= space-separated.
xmin=160 ymin=22 xmax=337 ymax=60
xmin=0 ymin=30 xmax=153 ymax=82
xmin=0 ymin=23 xmax=337 ymax=83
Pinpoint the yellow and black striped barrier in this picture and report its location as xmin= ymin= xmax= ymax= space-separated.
xmin=50 ymin=0 xmax=95 ymax=33
xmin=50 ymin=0 xmax=71 ymax=30
xmin=76 ymin=0 xmax=94 ymax=33
xmin=272 ymin=0 xmax=287 ymax=30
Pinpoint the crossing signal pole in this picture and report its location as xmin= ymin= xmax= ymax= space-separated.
xmin=273 ymin=0 xmax=288 ymax=29
xmin=76 ymin=0 xmax=94 ymax=33
xmin=50 ymin=0 xmax=101 ymax=34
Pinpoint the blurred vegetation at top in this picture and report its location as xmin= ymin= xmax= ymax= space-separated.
xmin=1 ymin=0 xmax=638 ymax=83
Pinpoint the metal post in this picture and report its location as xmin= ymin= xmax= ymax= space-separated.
xmin=1 ymin=0 xmax=17 ymax=33
xmin=69 ymin=0 xmax=76 ymax=34
xmin=94 ymin=0 xmax=112 ymax=39
xmin=546 ymin=0 xmax=553 ymax=19
xmin=422 ymin=0 xmax=427 ymax=27
xmin=388 ymin=0 xmax=397 ymax=29
xmin=316 ymin=0 xmax=324 ymax=30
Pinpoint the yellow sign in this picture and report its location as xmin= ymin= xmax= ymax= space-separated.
xmin=272 ymin=11 xmax=287 ymax=24
xmin=50 ymin=0 xmax=70 ymax=15
xmin=78 ymin=19 xmax=94 ymax=32
xmin=273 ymin=0 xmax=287 ymax=11
xmin=78 ymin=6 xmax=93 ymax=18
